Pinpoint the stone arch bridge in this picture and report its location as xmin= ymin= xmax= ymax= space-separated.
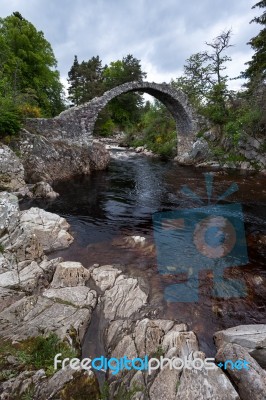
xmin=26 ymin=81 xmax=200 ymax=156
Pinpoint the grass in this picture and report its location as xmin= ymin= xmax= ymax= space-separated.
xmin=151 ymin=345 xmax=164 ymax=360
xmin=114 ymin=383 xmax=145 ymax=400
xmin=0 ymin=333 xmax=78 ymax=380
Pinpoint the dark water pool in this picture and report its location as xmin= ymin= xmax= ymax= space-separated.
xmin=21 ymin=148 xmax=266 ymax=356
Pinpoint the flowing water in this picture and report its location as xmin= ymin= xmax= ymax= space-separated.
xmin=22 ymin=147 xmax=266 ymax=356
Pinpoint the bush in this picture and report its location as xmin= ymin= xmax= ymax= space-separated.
xmin=18 ymin=103 xmax=42 ymax=118
xmin=0 ymin=109 xmax=21 ymax=139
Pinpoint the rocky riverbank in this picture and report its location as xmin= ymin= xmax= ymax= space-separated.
xmin=0 ymin=191 xmax=266 ymax=399
xmin=0 ymin=127 xmax=110 ymax=198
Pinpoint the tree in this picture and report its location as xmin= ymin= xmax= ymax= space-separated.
xmin=103 ymin=54 xmax=146 ymax=89
xmin=0 ymin=12 xmax=64 ymax=116
xmin=68 ymin=55 xmax=104 ymax=106
xmin=244 ymin=0 xmax=266 ymax=81
xmin=101 ymin=55 xmax=146 ymax=129
xmin=173 ymin=30 xmax=233 ymax=131
xmin=173 ymin=30 xmax=232 ymax=105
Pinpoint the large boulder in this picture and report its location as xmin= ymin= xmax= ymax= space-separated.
xmin=50 ymin=261 xmax=90 ymax=288
xmin=0 ymin=192 xmax=73 ymax=290
xmin=32 ymin=181 xmax=59 ymax=199
xmin=0 ymin=144 xmax=26 ymax=191
xmin=216 ymin=343 xmax=266 ymax=400
xmin=91 ymin=264 xmax=148 ymax=319
xmin=175 ymin=138 xmax=210 ymax=165
xmin=20 ymin=207 xmax=73 ymax=253
xmin=0 ymin=294 xmax=92 ymax=343
xmin=175 ymin=357 xmax=240 ymax=400
xmin=104 ymin=318 xmax=239 ymax=400
xmin=11 ymin=129 xmax=110 ymax=183
xmin=214 ymin=324 xmax=266 ymax=369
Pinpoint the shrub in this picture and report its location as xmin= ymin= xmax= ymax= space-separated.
xmin=18 ymin=103 xmax=42 ymax=118
xmin=0 ymin=110 xmax=21 ymax=139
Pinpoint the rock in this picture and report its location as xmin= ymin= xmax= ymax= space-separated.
xmin=92 ymin=265 xmax=148 ymax=319
xmin=17 ymin=258 xmax=61 ymax=292
xmin=32 ymin=181 xmax=59 ymax=199
xmin=176 ymin=354 xmax=240 ymax=400
xmin=134 ymin=319 xmax=186 ymax=357
xmin=216 ymin=343 xmax=266 ymax=400
xmin=1 ymin=366 xmax=100 ymax=400
xmin=135 ymin=146 xmax=145 ymax=153
xmin=20 ymin=207 xmax=73 ymax=252
xmin=150 ymin=366 xmax=181 ymax=400
xmin=43 ymin=286 xmax=97 ymax=308
xmin=88 ymin=142 xmax=111 ymax=170
xmin=0 ymin=369 xmax=46 ymax=400
xmin=104 ymin=317 xmax=239 ymax=400
xmin=162 ymin=330 xmax=198 ymax=357
xmin=175 ymin=138 xmax=209 ymax=165
xmin=103 ymin=274 xmax=148 ymax=319
xmin=0 ymin=287 xmax=25 ymax=312
xmin=0 ymin=269 xmax=19 ymax=288
xmin=0 ymin=193 xmax=72 ymax=272
xmin=0 ymin=192 xmax=20 ymax=236
xmin=34 ymin=366 xmax=100 ymax=400
xmin=0 ymin=294 xmax=92 ymax=343
xmin=51 ymin=261 xmax=90 ymax=288
xmin=214 ymin=324 xmax=266 ymax=368
xmin=0 ymin=144 xmax=26 ymax=191
xmin=11 ymin=129 xmax=110 ymax=184
xmin=91 ymin=264 xmax=122 ymax=291
xmin=0 ymin=192 xmax=43 ymax=269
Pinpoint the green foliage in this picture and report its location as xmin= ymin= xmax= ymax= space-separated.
xmin=127 ymin=101 xmax=177 ymax=158
xmin=68 ymin=55 xmax=104 ymax=105
xmin=0 ymin=12 xmax=65 ymax=117
xmin=0 ymin=110 xmax=21 ymax=138
xmin=0 ymin=244 xmax=4 ymax=253
xmin=67 ymin=53 xmax=146 ymax=135
xmin=21 ymin=385 xmax=35 ymax=400
xmin=103 ymin=54 xmax=146 ymax=88
xmin=0 ymin=97 xmax=22 ymax=139
xmin=60 ymin=372 xmax=100 ymax=400
xmin=100 ymin=381 xmax=110 ymax=400
xmin=244 ymin=1 xmax=266 ymax=81
xmin=101 ymin=54 xmax=146 ymax=131
xmin=113 ymin=383 xmax=145 ymax=400
xmin=0 ymin=333 xmax=78 ymax=379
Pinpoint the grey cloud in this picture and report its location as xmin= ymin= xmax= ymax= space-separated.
xmin=0 ymin=0 xmax=260 ymax=84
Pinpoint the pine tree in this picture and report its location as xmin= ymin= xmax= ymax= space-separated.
xmin=67 ymin=55 xmax=104 ymax=106
xmin=244 ymin=1 xmax=266 ymax=80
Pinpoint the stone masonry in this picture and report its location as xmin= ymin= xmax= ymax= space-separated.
xmin=25 ymin=81 xmax=200 ymax=156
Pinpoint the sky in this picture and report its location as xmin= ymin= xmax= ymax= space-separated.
xmin=0 ymin=0 xmax=261 ymax=94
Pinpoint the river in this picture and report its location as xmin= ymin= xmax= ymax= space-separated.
xmin=21 ymin=146 xmax=266 ymax=356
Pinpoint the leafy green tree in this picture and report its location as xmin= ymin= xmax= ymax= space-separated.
xmin=103 ymin=54 xmax=146 ymax=89
xmin=127 ymin=100 xmax=176 ymax=158
xmin=101 ymin=54 xmax=146 ymax=130
xmin=0 ymin=12 xmax=65 ymax=116
xmin=173 ymin=30 xmax=233 ymax=135
xmin=68 ymin=55 xmax=104 ymax=105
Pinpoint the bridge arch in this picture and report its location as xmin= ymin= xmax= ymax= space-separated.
xmin=25 ymin=81 xmax=200 ymax=157
xmin=58 ymin=81 xmax=200 ymax=155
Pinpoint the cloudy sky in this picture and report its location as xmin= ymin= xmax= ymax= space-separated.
xmin=1 ymin=0 xmax=260 ymax=92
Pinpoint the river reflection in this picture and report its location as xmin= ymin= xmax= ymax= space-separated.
xmin=21 ymin=148 xmax=266 ymax=356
